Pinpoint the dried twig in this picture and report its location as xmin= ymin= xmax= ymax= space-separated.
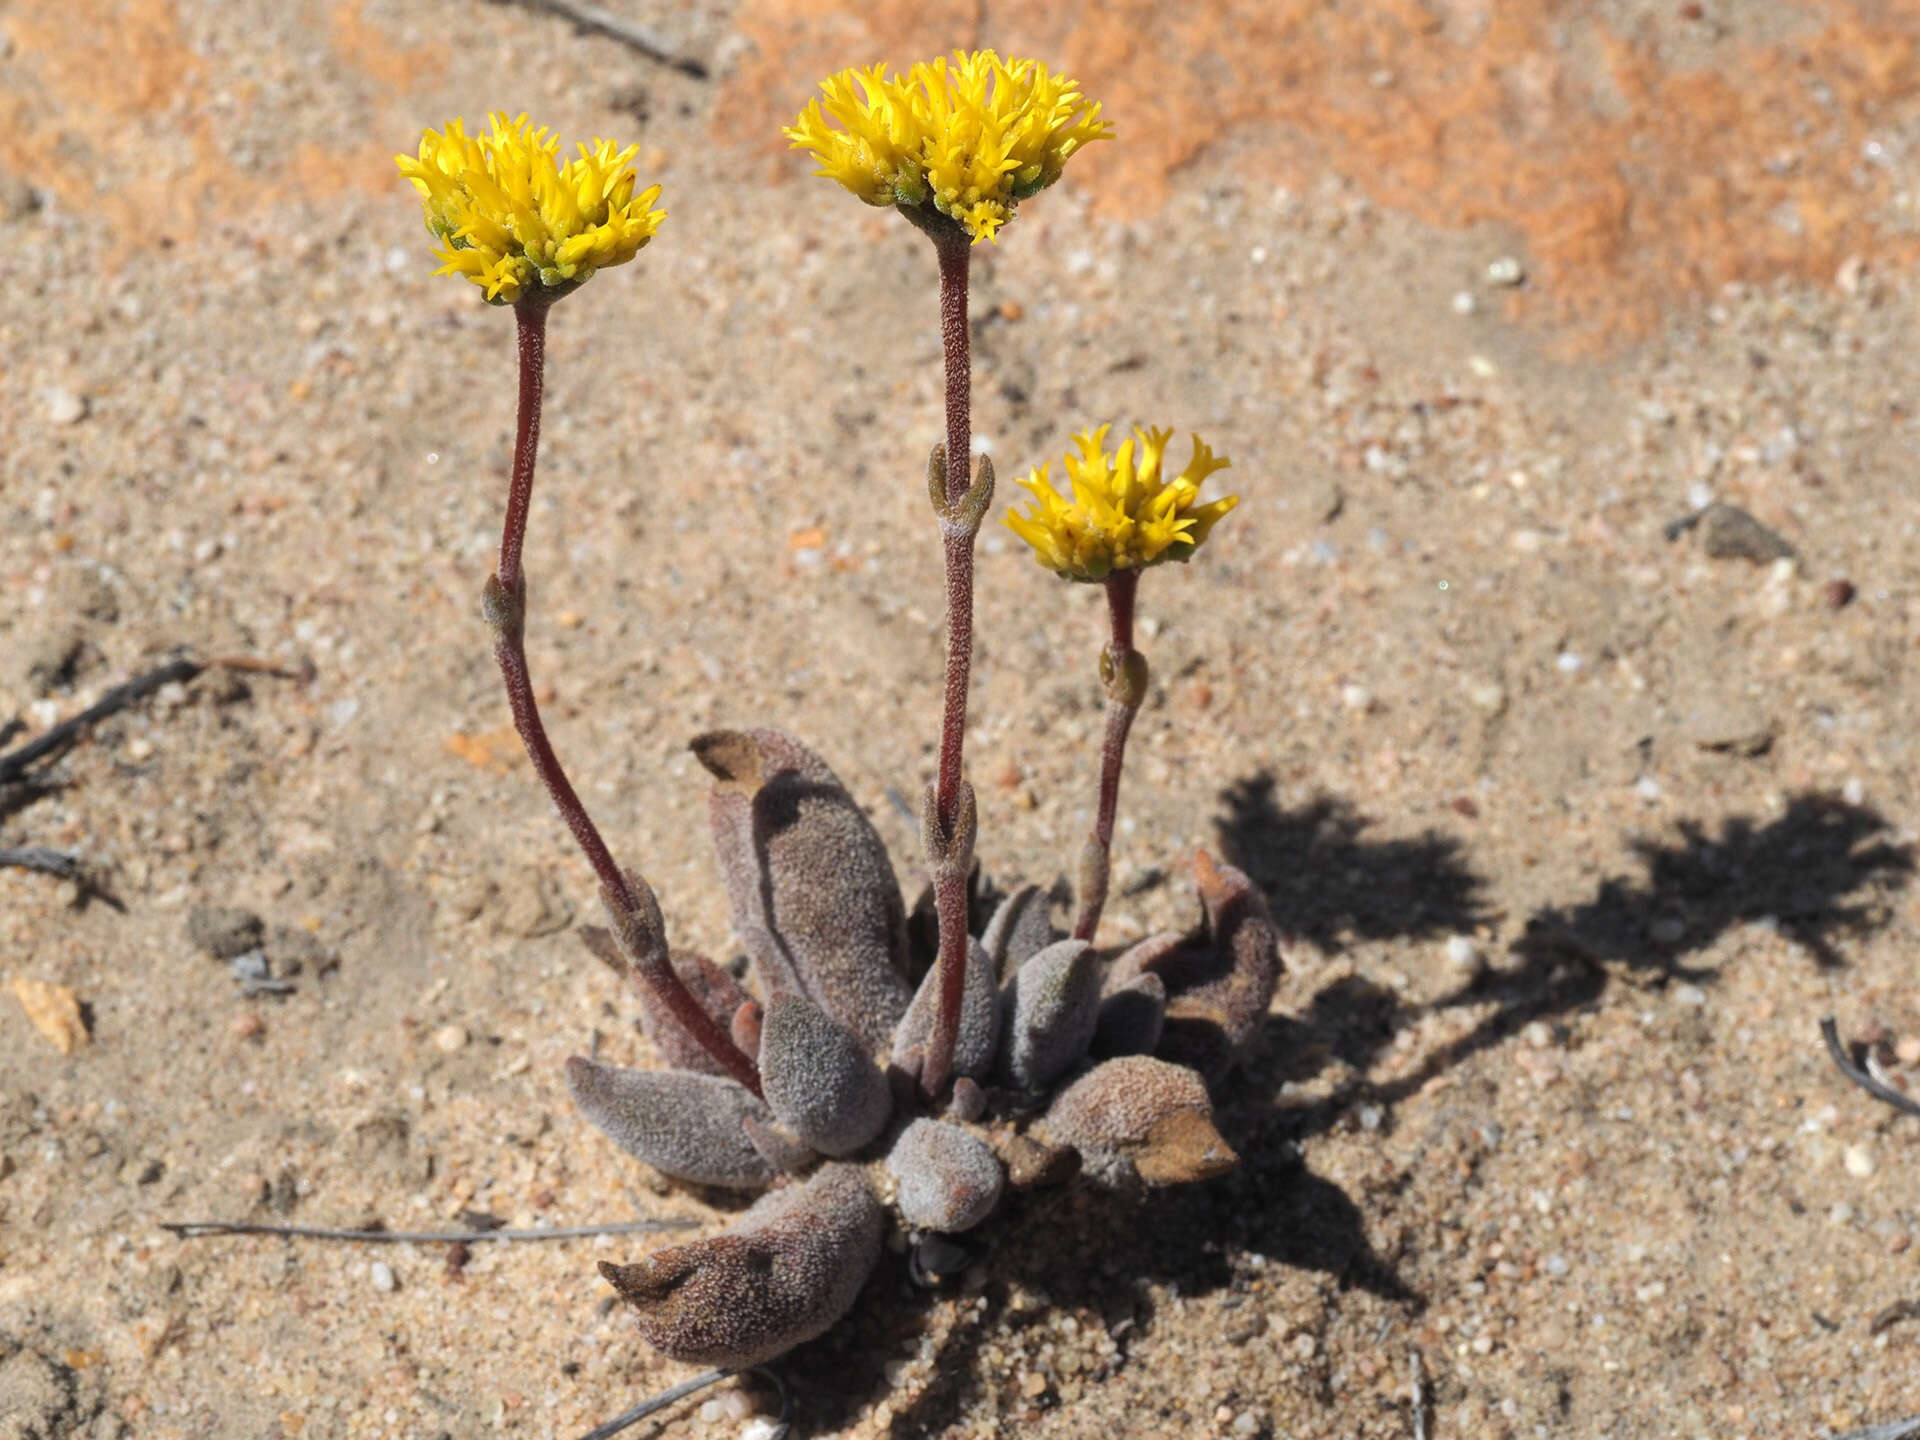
xmin=0 ymin=656 xmax=202 ymax=784
xmin=162 ymin=1218 xmax=697 ymax=1243
xmin=500 ymin=0 xmax=707 ymax=76
xmin=578 ymin=1366 xmax=789 ymax=1440
xmin=1832 ymin=1417 xmax=1920 ymax=1440
xmin=1408 ymin=1347 xmax=1428 ymax=1440
xmin=578 ymin=1369 xmax=729 ymax=1440
xmin=0 ymin=652 xmax=312 ymax=786
xmin=0 ymin=844 xmax=122 ymax=909
xmin=0 ymin=845 xmax=85 ymax=878
xmin=1870 ymin=1299 xmax=1920 ymax=1336
xmin=1821 ymin=1016 xmax=1920 ymax=1120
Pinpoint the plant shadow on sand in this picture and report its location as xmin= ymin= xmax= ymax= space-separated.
xmin=618 ymin=784 xmax=1912 ymax=1438
xmin=1217 ymin=775 xmax=1913 ymax=1142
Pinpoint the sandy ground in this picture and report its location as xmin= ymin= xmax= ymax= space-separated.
xmin=3 ymin=1 xmax=1919 ymax=1437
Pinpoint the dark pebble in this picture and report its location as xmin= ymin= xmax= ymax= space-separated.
xmin=264 ymin=924 xmax=330 ymax=976
xmin=1698 ymin=502 xmax=1795 ymax=564
xmin=1824 ymin=578 xmax=1856 ymax=609
xmin=187 ymin=905 xmax=265 ymax=960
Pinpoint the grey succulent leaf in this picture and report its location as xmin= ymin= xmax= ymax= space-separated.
xmin=1102 ymin=854 xmax=1282 ymax=1083
xmin=759 ymin=990 xmax=892 ymax=1156
xmin=886 ymin=1118 xmax=1005 ymax=1233
xmin=564 ymin=1057 xmax=776 ymax=1190
xmin=1042 ymin=1054 xmax=1238 ymax=1188
xmin=695 ymin=728 xmax=912 ymax=1052
xmin=891 ymin=935 xmax=1000 ymax=1084
xmin=599 ymin=1162 xmax=884 ymax=1369
xmin=996 ymin=938 xmax=1101 ymax=1091
xmin=980 ymin=882 xmax=1057 ymax=979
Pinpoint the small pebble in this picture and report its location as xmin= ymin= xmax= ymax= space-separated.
xmin=1895 ymin=1036 xmax=1920 ymax=1066
xmin=1486 ymin=256 xmax=1525 ymax=286
xmin=370 ymin=1261 xmax=396 ymax=1293
xmin=1844 ymin=1144 xmax=1875 ymax=1178
xmin=1842 ymin=777 xmax=1866 ymax=807
xmin=230 ymin=1012 xmax=266 ymax=1042
xmin=1823 ymin=578 xmax=1856 ymax=608
xmin=188 ymin=906 xmax=266 ymax=961
xmin=1675 ymin=984 xmax=1707 ymax=1006
xmin=1445 ymin=935 xmax=1482 ymax=973
xmin=43 ymin=387 xmax=87 ymax=425
xmin=1466 ymin=680 xmax=1507 ymax=715
xmin=1523 ymin=1021 xmax=1553 ymax=1050
xmin=1450 ymin=289 xmax=1477 ymax=315
xmin=1020 ymin=1372 xmax=1048 ymax=1398
xmin=1698 ymin=502 xmax=1795 ymax=564
xmin=1649 ymin=917 xmax=1687 ymax=945
xmin=1635 ymin=776 xmax=1662 ymax=803
xmin=1340 ymin=683 xmax=1373 ymax=713
xmin=229 ymin=950 xmax=270 ymax=983
xmin=1830 ymin=1203 xmax=1855 ymax=1227
xmin=1545 ymin=1254 xmax=1570 ymax=1278
xmin=1555 ymin=651 xmax=1584 ymax=674
xmin=432 ymin=1023 xmax=470 ymax=1053
xmin=739 ymin=1420 xmax=784 ymax=1440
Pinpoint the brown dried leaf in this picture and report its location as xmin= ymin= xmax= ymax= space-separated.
xmin=10 ymin=976 xmax=88 ymax=1055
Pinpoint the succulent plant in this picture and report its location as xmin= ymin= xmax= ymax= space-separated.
xmin=569 ymin=728 xmax=1282 ymax=1368
xmin=398 ymin=50 xmax=1263 ymax=1404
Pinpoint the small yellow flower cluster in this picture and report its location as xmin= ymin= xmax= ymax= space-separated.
xmin=785 ymin=51 xmax=1112 ymax=244
xmin=1007 ymin=427 xmax=1239 ymax=582
xmin=396 ymin=112 xmax=665 ymax=303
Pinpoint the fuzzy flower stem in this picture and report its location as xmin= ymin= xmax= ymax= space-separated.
xmin=497 ymin=293 xmax=550 ymax=595
xmin=492 ymin=297 xmax=762 ymax=1097
xmin=934 ymin=230 xmax=975 ymax=799
xmin=922 ymin=223 xmax=976 ymax=1100
xmin=1074 ymin=569 xmax=1143 ymax=942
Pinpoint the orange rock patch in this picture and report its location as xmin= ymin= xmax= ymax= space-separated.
xmin=727 ymin=0 xmax=1920 ymax=345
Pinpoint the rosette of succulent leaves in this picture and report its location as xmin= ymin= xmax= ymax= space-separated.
xmin=569 ymin=725 xmax=1281 ymax=1370
xmin=395 ymin=61 xmax=1275 ymax=1380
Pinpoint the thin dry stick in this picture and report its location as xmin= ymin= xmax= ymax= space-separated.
xmin=161 ymin=1218 xmax=695 ymax=1243
xmin=490 ymin=294 xmax=761 ymax=1095
xmin=0 ymin=656 xmax=202 ymax=783
xmin=1821 ymin=1016 xmax=1920 ymax=1120
xmin=1408 ymin=1347 xmax=1428 ymax=1440
xmin=0 ymin=846 xmax=86 ymax=879
xmin=504 ymin=0 xmax=708 ymax=77
xmin=578 ymin=1366 xmax=789 ymax=1440
xmin=1073 ymin=568 xmax=1143 ymax=941
xmin=0 ymin=652 xmax=313 ymax=785
xmin=1831 ymin=1418 xmax=1920 ymax=1440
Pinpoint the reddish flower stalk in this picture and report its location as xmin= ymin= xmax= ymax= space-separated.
xmin=1073 ymin=568 xmax=1145 ymax=942
xmin=918 ymin=220 xmax=985 ymax=1101
xmin=490 ymin=295 xmax=763 ymax=1097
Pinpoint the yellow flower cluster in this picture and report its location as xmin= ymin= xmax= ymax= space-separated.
xmin=396 ymin=112 xmax=665 ymax=303
xmin=1006 ymin=427 xmax=1238 ymax=582
xmin=785 ymin=51 xmax=1112 ymax=244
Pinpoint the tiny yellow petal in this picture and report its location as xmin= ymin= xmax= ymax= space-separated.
xmin=1004 ymin=427 xmax=1238 ymax=582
